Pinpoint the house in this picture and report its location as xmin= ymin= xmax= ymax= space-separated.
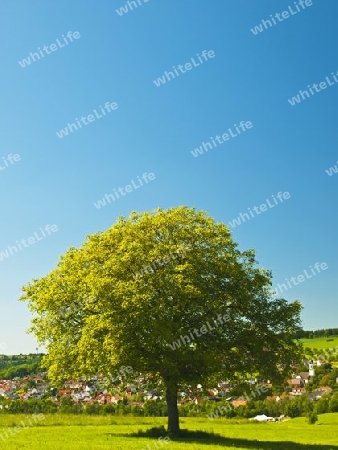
xmin=72 ymin=391 xmax=91 ymax=402
xmin=111 ymin=395 xmax=124 ymax=404
xmin=218 ymin=381 xmax=231 ymax=389
xmin=298 ymin=372 xmax=311 ymax=383
xmin=85 ymin=385 xmax=96 ymax=393
xmin=0 ymin=380 xmax=16 ymax=394
xmin=316 ymin=359 xmax=326 ymax=366
xmin=266 ymin=396 xmax=281 ymax=402
xmin=287 ymin=376 xmax=305 ymax=392
xmin=231 ymin=398 xmax=248 ymax=407
xmin=319 ymin=386 xmax=333 ymax=394
xmin=28 ymin=388 xmax=41 ymax=398
xmin=3 ymin=391 xmax=18 ymax=400
xmin=57 ymin=389 xmax=72 ymax=397
xmin=208 ymin=389 xmax=218 ymax=397
xmin=18 ymin=392 xmax=30 ymax=401
xmin=144 ymin=391 xmax=161 ymax=401
xmin=291 ymin=387 xmax=306 ymax=396
xmin=308 ymin=387 xmax=332 ymax=400
xmin=64 ymin=381 xmax=83 ymax=389
xmin=94 ymin=394 xmax=112 ymax=405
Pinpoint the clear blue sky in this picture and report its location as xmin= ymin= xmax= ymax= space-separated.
xmin=0 ymin=0 xmax=337 ymax=354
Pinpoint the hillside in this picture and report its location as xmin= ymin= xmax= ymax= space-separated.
xmin=0 ymin=354 xmax=44 ymax=379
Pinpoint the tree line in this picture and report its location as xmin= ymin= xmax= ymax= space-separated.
xmin=1 ymin=393 xmax=338 ymax=419
xmin=295 ymin=329 xmax=338 ymax=339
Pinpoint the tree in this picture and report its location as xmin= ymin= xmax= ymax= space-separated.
xmin=20 ymin=206 xmax=302 ymax=435
xmin=316 ymin=396 xmax=329 ymax=414
xmin=319 ymin=374 xmax=330 ymax=386
xmin=329 ymin=394 xmax=338 ymax=413
xmin=308 ymin=411 xmax=318 ymax=425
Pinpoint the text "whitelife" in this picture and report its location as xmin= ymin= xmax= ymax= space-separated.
xmin=18 ymin=31 xmax=81 ymax=68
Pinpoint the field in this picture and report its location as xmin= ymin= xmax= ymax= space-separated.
xmin=1 ymin=414 xmax=338 ymax=450
xmin=301 ymin=336 xmax=338 ymax=368
xmin=301 ymin=336 xmax=338 ymax=351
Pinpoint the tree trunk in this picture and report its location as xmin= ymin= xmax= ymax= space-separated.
xmin=164 ymin=377 xmax=180 ymax=435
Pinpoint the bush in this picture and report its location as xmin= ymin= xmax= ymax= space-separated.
xmin=316 ymin=396 xmax=329 ymax=414
xmin=329 ymin=397 xmax=338 ymax=413
xmin=307 ymin=411 xmax=318 ymax=424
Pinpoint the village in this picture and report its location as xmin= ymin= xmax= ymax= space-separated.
xmin=0 ymin=354 xmax=337 ymax=419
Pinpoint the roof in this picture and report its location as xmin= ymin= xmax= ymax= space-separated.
xmin=231 ymin=399 xmax=248 ymax=407
xmin=298 ymin=372 xmax=310 ymax=379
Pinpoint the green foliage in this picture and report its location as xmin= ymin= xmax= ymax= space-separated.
xmin=20 ymin=207 xmax=302 ymax=383
xmin=309 ymin=366 xmax=338 ymax=390
xmin=307 ymin=411 xmax=318 ymax=424
xmin=297 ymin=328 xmax=338 ymax=339
xmin=1 ymin=391 xmax=338 ymax=421
xmin=316 ymin=396 xmax=330 ymax=414
xmin=0 ymin=355 xmax=43 ymax=380
xmin=143 ymin=400 xmax=167 ymax=417
xmin=0 ymin=354 xmax=43 ymax=370
xmin=329 ymin=393 xmax=338 ymax=413
xmin=20 ymin=206 xmax=303 ymax=433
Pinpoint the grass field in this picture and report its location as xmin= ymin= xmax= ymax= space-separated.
xmin=1 ymin=414 xmax=338 ymax=450
xmin=301 ymin=336 xmax=338 ymax=351
xmin=301 ymin=336 xmax=338 ymax=368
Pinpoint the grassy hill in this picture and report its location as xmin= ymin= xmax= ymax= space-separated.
xmin=300 ymin=336 xmax=338 ymax=368
xmin=0 ymin=354 xmax=44 ymax=380
xmin=300 ymin=336 xmax=338 ymax=351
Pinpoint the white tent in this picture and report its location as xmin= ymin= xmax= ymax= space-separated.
xmin=251 ymin=414 xmax=273 ymax=422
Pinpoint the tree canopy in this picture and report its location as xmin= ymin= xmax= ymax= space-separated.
xmin=20 ymin=206 xmax=302 ymax=433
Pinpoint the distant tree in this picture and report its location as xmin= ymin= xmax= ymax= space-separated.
xmin=103 ymin=404 xmax=115 ymax=415
xmin=308 ymin=411 xmax=318 ymax=424
xmin=21 ymin=207 xmax=303 ymax=435
xmin=316 ymin=396 xmax=329 ymax=414
xmin=284 ymin=399 xmax=301 ymax=418
xmin=27 ymin=379 xmax=36 ymax=389
xmin=319 ymin=375 xmax=330 ymax=386
xmin=305 ymin=347 xmax=313 ymax=357
xmin=329 ymin=394 xmax=338 ymax=413
xmin=60 ymin=396 xmax=73 ymax=406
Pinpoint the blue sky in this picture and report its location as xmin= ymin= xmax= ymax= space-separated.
xmin=0 ymin=0 xmax=337 ymax=354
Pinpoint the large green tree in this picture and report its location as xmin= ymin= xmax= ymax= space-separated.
xmin=20 ymin=206 xmax=302 ymax=434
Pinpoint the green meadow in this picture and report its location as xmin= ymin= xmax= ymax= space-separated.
xmin=1 ymin=414 xmax=338 ymax=450
xmin=301 ymin=336 xmax=338 ymax=351
xmin=301 ymin=336 xmax=338 ymax=367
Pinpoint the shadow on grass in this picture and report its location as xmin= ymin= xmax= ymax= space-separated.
xmin=114 ymin=426 xmax=338 ymax=450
